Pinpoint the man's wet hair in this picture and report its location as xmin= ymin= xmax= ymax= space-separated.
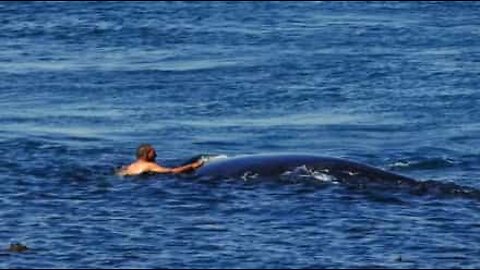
xmin=136 ymin=144 xmax=154 ymax=159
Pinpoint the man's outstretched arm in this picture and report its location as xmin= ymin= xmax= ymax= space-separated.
xmin=149 ymin=160 xmax=203 ymax=174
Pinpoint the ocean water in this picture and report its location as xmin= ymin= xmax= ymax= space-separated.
xmin=1 ymin=1 xmax=480 ymax=268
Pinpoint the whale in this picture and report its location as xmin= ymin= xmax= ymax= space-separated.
xmin=186 ymin=153 xmax=480 ymax=199
xmin=192 ymin=153 xmax=416 ymax=184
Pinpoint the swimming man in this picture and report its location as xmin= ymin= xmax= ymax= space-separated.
xmin=117 ymin=144 xmax=204 ymax=176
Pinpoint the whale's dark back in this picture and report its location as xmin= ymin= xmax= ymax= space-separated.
xmin=194 ymin=154 xmax=416 ymax=184
xmin=191 ymin=154 xmax=480 ymax=199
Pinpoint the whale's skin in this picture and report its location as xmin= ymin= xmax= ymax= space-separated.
xmin=185 ymin=153 xmax=480 ymax=200
xmin=193 ymin=153 xmax=416 ymax=184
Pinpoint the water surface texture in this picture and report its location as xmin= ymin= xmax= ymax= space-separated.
xmin=1 ymin=2 xmax=480 ymax=268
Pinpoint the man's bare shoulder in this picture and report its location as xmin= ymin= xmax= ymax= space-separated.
xmin=117 ymin=161 xmax=148 ymax=176
xmin=117 ymin=161 xmax=170 ymax=176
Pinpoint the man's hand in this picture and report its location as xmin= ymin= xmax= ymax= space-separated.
xmin=192 ymin=159 xmax=204 ymax=169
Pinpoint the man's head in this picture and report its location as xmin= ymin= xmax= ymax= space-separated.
xmin=136 ymin=144 xmax=157 ymax=162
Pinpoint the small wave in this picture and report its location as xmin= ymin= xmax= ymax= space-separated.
xmin=202 ymin=154 xmax=229 ymax=163
xmin=389 ymin=157 xmax=457 ymax=171
xmin=240 ymin=171 xmax=259 ymax=181
xmin=179 ymin=154 xmax=228 ymax=167
xmin=280 ymin=165 xmax=339 ymax=183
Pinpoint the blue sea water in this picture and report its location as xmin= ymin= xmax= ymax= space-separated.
xmin=1 ymin=1 xmax=480 ymax=268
